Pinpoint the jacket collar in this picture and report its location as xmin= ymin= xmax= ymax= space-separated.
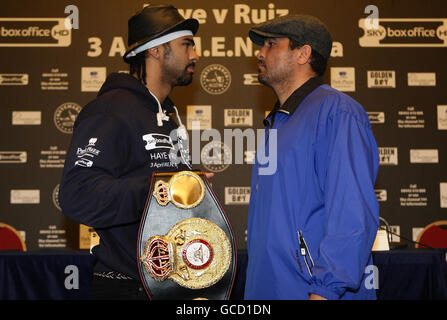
xmin=264 ymin=76 xmax=323 ymax=127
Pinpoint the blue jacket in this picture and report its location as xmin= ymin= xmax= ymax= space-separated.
xmin=245 ymin=77 xmax=380 ymax=300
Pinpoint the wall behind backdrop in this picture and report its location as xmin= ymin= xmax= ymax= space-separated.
xmin=1 ymin=0 xmax=446 ymax=251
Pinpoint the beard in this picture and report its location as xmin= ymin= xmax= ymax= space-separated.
xmin=257 ymin=60 xmax=293 ymax=88
xmin=162 ymin=44 xmax=195 ymax=87
xmin=257 ymin=62 xmax=273 ymax=87
xmin=162 ymin=60 xmax=195 ymax=87
xmin=258 ymin=68 xmax=270 ymax=87
xmin=175 ymin=63 xmax=195 ymax=86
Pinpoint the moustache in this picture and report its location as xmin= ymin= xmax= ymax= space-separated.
xmin=185 ymin=62 xmax=196 ymax=70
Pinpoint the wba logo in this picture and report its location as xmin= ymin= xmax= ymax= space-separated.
xmin=0 ymin=18 xmax=71 ymax=47
xmin=359 ymin=18 xmax=447 ymax=47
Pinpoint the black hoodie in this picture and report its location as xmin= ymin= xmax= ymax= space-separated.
xmin=59 ymin=72 xmax=190 ymax=279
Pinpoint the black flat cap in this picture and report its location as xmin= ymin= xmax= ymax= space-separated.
xmin=124 ymin=4 xmax=199 ymax=63
xmin=249 ymin=14 xmax=332 ymax=59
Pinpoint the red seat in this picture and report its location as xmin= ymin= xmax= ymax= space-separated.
xmin=0 ymin=223 xmax=27 ymax=251
xmin=416 ymin=220 xmax=447 ymax=249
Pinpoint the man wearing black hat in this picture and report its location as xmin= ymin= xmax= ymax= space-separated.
xmin=245 ymin=15 xmax=380 ymax=300
xmin=59 ymin=5 xmax=200 ymax=299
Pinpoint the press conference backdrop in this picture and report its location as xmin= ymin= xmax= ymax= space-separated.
xmin=1 ymin=0 xmax=446 ymax=251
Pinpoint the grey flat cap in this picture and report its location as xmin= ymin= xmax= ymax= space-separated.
xmin=249 ymin=14 xmax=332 ymax=59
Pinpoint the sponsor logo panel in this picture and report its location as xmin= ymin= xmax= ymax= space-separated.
xmin=379 ymin=147 xmax=398 ymax=165
xmin=408 ymin=72 xmax=436 ymax=86
xmin=81 ymin=67 xmax=106 ymax=92
xmin=0 ymin=18 xmax=71 ymax=47
xmin=225 ymin=187 xmax=250 ymax=205
xmin=367 ymin=112 xmax=385 ymax=124
xmin=367 ymin=71 xmax=396 ymax=88
xmin=412 ymin=227 xmax=424 ymax=242
xmin=440 ymin=183 xmax=447 ymax=208
xmin=12 ymin=111 xmax=41 ymax=125
xmin=53 ymin=102 xmax=82 ymax=134
xmin=224 ymin=108 xmax=253 ymax=127
xmin=375 ymin=189 xmax=387 ymax=202
xmin=359 ymin=18 xmax=447 ymax=47
xmin=410 ymin=149 xmax=439 ymax=163
xmin=10 ymin=189 xmax=40 ymax=204
xmin=0 ymin=73 xmax=28 ymax=85
xmin=438 ymin=105 xmax=447 ymax=130
xmin=200 ymin=64 xmax=231 ymax=95
xmin=243 ymin=73 xmax=260 ymax=86
xmin=0 ymin=151 xmax=27 ymax=163
xmin=330 ymin=67 xmax=355 ymax=92
xmin=187 ymin=105 xmax=212 ymax=130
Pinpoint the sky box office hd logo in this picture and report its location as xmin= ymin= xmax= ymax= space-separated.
xmin=359 ymin=18 xmax=447 ymax=47
xmin=0 ymin=18 xmax=71 ymax=47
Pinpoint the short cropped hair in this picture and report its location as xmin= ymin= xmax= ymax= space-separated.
xmin=289 ymin=38 xmax=328 ymax=76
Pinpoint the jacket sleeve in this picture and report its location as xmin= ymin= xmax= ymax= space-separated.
xmin=309 ymin=107 xmax=380 ymax=300
xmin=59 ymin=113 xmax=150 ymax=228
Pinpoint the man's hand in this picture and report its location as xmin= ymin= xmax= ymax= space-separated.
xmin=203 ymin=172 xmax=214 ymax=179
xmin=309 ymin=294 xmax=327 ymax=300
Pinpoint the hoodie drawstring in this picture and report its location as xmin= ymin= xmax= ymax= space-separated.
xmin=146 ymin=89 xmax=169 ymax=127
xmin=173 ymin=106 xmax=192 ymax=170
xmin=173 ymin=106 xmax=188 ymax=140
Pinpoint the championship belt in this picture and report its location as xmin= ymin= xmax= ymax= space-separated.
xmin=137 ymin=171 xmax=237 ymax=300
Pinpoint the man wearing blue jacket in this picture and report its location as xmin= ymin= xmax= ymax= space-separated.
xmin=59 ymin=5 xmax=199 ymax=299
xmin=245 ymin=15 xmax=380 ymax=300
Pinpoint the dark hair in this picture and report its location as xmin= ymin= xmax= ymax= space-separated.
xmin=128 ymin=43 xmax=172 ymax=85
xmin=129 ymin=51 xmax=148 ymax=85
xmin=289 ymin=39 xmax=328 ymax=76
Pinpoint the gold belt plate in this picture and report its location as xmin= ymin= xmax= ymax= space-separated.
xmin=152 ymin=171 xmax=206 ymax=209
xmin=140 ymin=217 xmax=232 ymax=290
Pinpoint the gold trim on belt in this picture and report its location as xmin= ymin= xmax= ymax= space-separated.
xmin=140 ymin=217 xmax=232 ymax=290
xmin=152 ymin=171 xmax=206 ymax=209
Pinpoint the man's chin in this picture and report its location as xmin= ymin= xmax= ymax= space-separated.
xmin=176 ymin=74 xmax=193 ymax=86
xmin=258 ymin=75 xmax=271 ymax=87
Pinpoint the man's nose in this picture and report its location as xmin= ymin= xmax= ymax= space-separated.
xmin=190 ymin=49 xmax=199 ymax=62
xmin=256 ymin=46 xmax=266 ymax=60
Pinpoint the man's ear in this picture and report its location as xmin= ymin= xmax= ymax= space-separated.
xmin=148 ymin=47 xmax=159 ymax=58
xmin=296 ymin=44 xmax=312 ymax=65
